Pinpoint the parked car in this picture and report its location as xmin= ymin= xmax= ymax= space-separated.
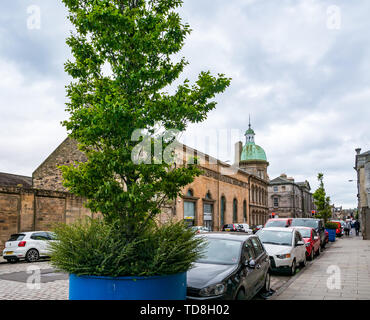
xmin=292 ymin=227 xmax=321 ymax=260
xmin=264 ymin=218 xmax=293 ymax=228
xmin=251 ymin=225 xmax=263 ymax=234
xmin=256 ymin=227 xmax=306 ymax=275
xmin=291 ymin=218 xmax=326 ymax=248
xmin=237 ymin=224 xmax=253 ymax=234
xmin=186 ymin=233 xmax=271 ymax=300
xmin=2 ymin=231 xmax=57 ymax=263
xmin=191 ymin=226 xmax=210 ymax=234
xmin=325 ymin=230 xmax=329 ymax=244
xmin=222 ymin=224 xmax=239 ymax=232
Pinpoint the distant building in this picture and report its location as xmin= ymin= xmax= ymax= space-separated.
xmin=234 ymin=120 xmax=269 ymax=226
xmin=268 ymin=174 xmax=315 ymax=218
xmin=354 ymin=148 xmax=370 ymax=239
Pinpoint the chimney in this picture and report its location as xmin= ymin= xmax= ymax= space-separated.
xmin=234 ymin=141 xmax=243 ymax=165
xmin=280 ymin=173 xmax=287 ymax=179
xmin=355 ymin=148 xmax=361 ymax=155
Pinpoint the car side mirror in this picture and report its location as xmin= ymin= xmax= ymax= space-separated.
xmin=314 ymin=236 xmax=319 ymax=240
xmin=296 ymin=241 xmax=304 ymax=246
xmin=245 ymin=259 xmax=256 ymax=268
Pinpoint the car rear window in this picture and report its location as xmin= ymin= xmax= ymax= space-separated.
xmin=265 ymin=220 xmax=287 ymax=228
xmin=291 ymin=219 xmax=319 ymax=229
xmin=8 ymin=234 xmax=25 ymax=241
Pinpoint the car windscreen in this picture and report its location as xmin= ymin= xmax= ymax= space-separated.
xmin=296 ymin=228 xmax=311 ymax=238
xmin=265 ymin=220 xmax=287 ymax=228
xmin=8 ymin=234 xmax=25 ymax=241
xmin=257 ymin=230 xmax=293 ymax=246
xmin=291 ymin=219 xmax=318 ymax=229
xmin=197 ymin=238 xmax=241 ymax=265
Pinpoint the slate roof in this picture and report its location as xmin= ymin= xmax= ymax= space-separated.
xmin=0 ymin=172 xmax=32 ymax=188
xmin=269 ymin=176 xmax=292 ymax=185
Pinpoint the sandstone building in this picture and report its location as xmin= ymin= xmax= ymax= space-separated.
xmin=268 ymin=173 xmax=315 ymax=218
xmin=0 ymin=123 xmax=269 ymax=250
xmin=354 ymin=148 xmax=370 ymax=239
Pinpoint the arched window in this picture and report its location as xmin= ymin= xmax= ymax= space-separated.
xmin=233 ymin=198 xmax=238 ymax=223
xmin=187 ymin=189 xmax=194 ymax=197
xmin=220 ymin=196 xmax=226 ymax=227
xmin=205 ymin=191 xmax=212 ymax=199
xmin=243 ymin=200 xmax=247 ymax=223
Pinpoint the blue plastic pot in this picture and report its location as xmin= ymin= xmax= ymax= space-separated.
xmin=326 ymin=228 xmax=336 ymax=242
xmin=69 ymin=272 xmax=186 ymax=300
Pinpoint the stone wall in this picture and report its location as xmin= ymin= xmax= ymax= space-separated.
xmin=32 ymin=138 xmax=87 ymax=192
xmin=0 ymin=186 xmax=92 ymax=252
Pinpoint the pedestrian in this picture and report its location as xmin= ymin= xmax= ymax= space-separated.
xmin=354 ymin=220 xmax=360 ymax=236
xmin=344 ymin=220 xmax=351 ymax=236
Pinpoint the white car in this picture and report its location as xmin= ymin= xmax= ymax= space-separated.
xmin=2 ymin=231 xmax=57 ymax=263
xmin=256 ymin=227 xmax=306 ymax=275
xmin=190 ymin=226 xmax=210 ymax=233
xmin=237 ymin=224 xmax=253 ymax=234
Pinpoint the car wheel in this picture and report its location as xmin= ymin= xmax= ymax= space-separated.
xmin=260 ymin=271 xmax=271 ymax=293
xmin=316 ymin=246 xmax=321 ymax=256
xmin=290 ymin=260 xmax=296 ymax=276
xmin=310 ymin=248 xmax=314 ymax=261
xmin=26 ymin=249 xmax=39 ymax=262
xmin=300 ymin=255 xmax=306 ymax=268
xmin=236 ymin=288 xmax=246 ymax=300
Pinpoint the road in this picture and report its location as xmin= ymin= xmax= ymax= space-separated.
xmin=0 ymin=243 xmax=330 ymax=300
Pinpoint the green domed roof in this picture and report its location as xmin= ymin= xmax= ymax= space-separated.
xmin=240 ymin=142 xmax=267 ymax=162
xmin=245 ymin=127 xmax=255 ymax=135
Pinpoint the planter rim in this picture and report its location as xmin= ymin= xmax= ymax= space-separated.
xmin=70 ymin=272 xmax=185 ymax=281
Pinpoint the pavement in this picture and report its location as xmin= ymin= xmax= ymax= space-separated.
xmin=273 ymin=232 xmax=370 ymax=300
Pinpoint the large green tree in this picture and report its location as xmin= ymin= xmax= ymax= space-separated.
xmin=312 ymin=173 xmax=332 ymax=223
xmin=60 ymin=0 xmax=230 ymax=237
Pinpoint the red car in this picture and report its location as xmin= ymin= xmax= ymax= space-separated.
xmin=264 ymin=218 xmax=293 ymax=228
xmin=331 ymin=221 xmax=343 ymax=237
xmin=293 ymin=227 xmax=321 ymax=260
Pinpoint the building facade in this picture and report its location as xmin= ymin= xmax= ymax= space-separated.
xmin=0 ymin=123 xmax=270 ymax=249
xmin=268 ymin=174 xmax=315 ymax=218
xmin=354 ymin=148 xmax=370 ymax=239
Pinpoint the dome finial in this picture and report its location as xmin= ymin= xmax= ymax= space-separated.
xmin=248 ymin=114 xmax=251 ymax=129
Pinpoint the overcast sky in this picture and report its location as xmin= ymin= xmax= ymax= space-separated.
xmin=1 ymin=0 xmax=369 ymax=209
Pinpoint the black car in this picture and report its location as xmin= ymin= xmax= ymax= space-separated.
xmin=221 ymin=224 xmax=239 ymax=232
xmin=291 ymin=218 xmax=326 ymax=248
xmin=186 ymin=233 xmax=271 ymax=300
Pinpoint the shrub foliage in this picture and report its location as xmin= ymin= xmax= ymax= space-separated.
xmin=50 ymin=217 xmax=206 ymax=277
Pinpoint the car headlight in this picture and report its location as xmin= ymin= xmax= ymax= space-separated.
xmin=276 ymin=253 xmax=291 ymax=259
xmin=199 ymin=283 xmax=226 ymax=297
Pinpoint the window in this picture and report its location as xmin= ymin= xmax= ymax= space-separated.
xmin=233 ymin=199 xmax=238 ymax=223
xmin=205 ymin=191 xmax=212 ymax=199
xmin=184 ymin=201 xmax=195 ymax=227
xmin=8 ymin=234 xmax=25 ymax=241
xmin=273 ymin=186 xmax=278 ymax=192
xmin=250 ymin=237 xmax=264 ymax=256
xmin=220 ymin=196 xmax=226 ymax=226
xmin=203 ymin=203 xmax=213 ymax=231
xmin=186 ymin=189 xmax=193 ymax=197
xmin=244 ymin=240 xmax=256 ymax=261
xmin=31 ymin=232 xmax=49 ymax=241
xmin=243 ymin=200 xmax=247 ymax=222
xmin=273 ymin=197 xmax=279 ymax=207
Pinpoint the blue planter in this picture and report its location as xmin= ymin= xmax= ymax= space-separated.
xmin=69 ymin=272 xmax=186 ymax=300
xmin=326 ymin=228 xmax=336 ymax=242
